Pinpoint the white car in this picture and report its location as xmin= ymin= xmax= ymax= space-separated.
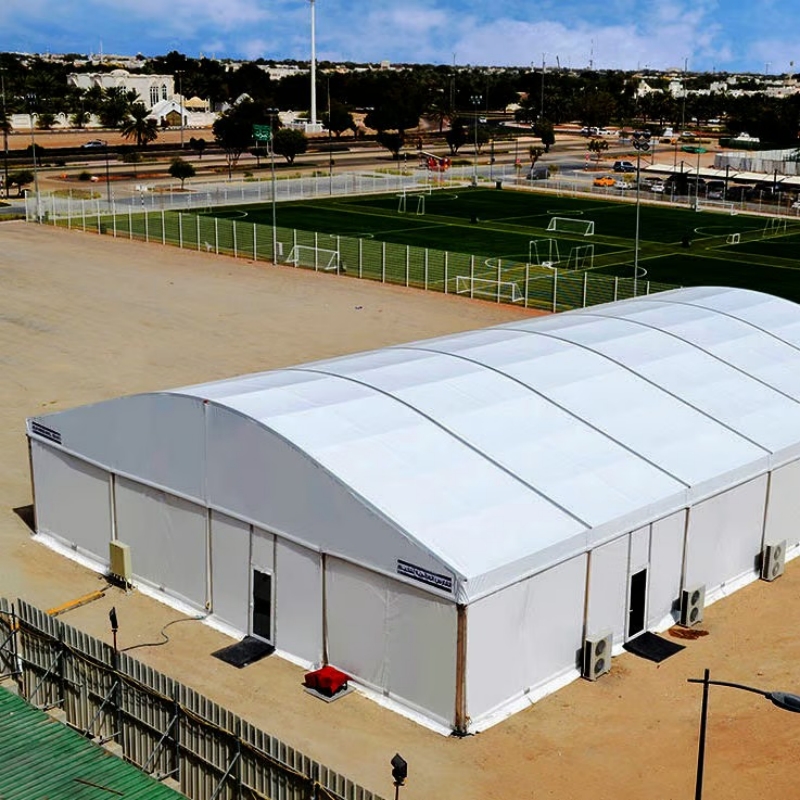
xmin=649 ymin=181 xmax=666 ymax=193
xmin=81 ymin=139 xmax=106 ymax=149
xmin=614 ymin=179 xmax=634 ymax=190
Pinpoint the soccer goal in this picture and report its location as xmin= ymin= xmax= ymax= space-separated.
xmin=763 ymin=218 xmax=788 ymax=236
xmin=529 ymin=238 xmax=561 ymax=268
xmin=566 ymin=244 xmax=595 ymax=270
xmin=397 ymin=191 xmax=426 ymax=215
xmin=455 ymin=275 xmax=525 ymax=303
xmin=726 ymin=233 xmax=741 ymax=245
xmin=286 ymin=244 xmax=341 ymax=272
xmin=547 ymin=217 xmax=595 ymax=236
xmin=695 ymin=199 xmax=738 ymax=215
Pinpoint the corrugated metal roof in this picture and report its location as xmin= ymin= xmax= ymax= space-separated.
xmin=0 ymin=687 xmax=183 ymax=800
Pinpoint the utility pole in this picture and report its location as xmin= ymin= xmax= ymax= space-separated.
xmin=540 ymin=53 xmax=546 ymax=121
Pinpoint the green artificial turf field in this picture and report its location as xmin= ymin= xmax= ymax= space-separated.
xmin=196 ymin=186 xmax=800 ymax=302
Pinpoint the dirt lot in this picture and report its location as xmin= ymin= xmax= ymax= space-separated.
xmin=1 ymin=221 xmax=799 ymax=800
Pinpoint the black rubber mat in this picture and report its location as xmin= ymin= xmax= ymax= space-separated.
xmin=623 ymin=631 xmax=685 ymax=663
xmin=212 ymin=636 xmax=275 ymax=668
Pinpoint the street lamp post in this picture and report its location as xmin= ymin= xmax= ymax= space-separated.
xmin=632 ymin=131 xmax=650 ymax=297
xmin=25 ymin=93 xmax=41 ymax=222
xmin=176 ymin=70 xmax=185 ymax=150
xmin=688 ymin=668 xmax=800 ymax=800
xmin=470 ymin=94 xmax=482 ymax=184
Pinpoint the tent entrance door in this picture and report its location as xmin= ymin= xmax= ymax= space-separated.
xmin=627 ymin=568 xmax=647 ymax=639
xmin=251 ymin=569 xmax=273 ymax=642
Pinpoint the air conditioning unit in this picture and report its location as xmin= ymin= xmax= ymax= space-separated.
xmin=680 ymin=584 xmax=705 ymax=627
xmin=761 ymin=540 xmax=786 ymax=582
xmin=582 ymin=632 xmax=613 ymax=681
xmin=108 ymin=541 xmax=132 ymax=585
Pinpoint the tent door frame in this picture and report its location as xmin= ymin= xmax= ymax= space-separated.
xmin=250 ymin=568 xmax=274 ymax=644
xmin=627 ymin=567 xmax=648 ymax=640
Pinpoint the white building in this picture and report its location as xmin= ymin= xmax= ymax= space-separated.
xmin=68 ymin=70 xmax=175 ymax=111
xmin=26 ymin=287 xmax=800 ymax=733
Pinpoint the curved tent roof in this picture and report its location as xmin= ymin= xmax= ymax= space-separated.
xmin=29 ymin=287 xmax=800 ymax=601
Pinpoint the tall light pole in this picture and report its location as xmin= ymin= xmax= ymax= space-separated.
xmin=470 ymin=93 xmax=482 ymax=184
xmin=308 ymin=0 xmax=318 ymax=128
xmin=688 ymin=669 xmax=800 ymax=800
xmin=1 ymin=63 xmax=9 ymax=200
xmin=267 ymin=108 xmax=279 ymax=262
xmin=327 ymin=77 xmax=333 ymax=194
xmin=26 ymin=92 xmax=41 ymax=222
xmin=632 ymin=131 xmax=650 ymax=296
xmin=103 ymin=140 xmax=112 ymax=208
xmin=540 ymin=53 xmax=546 ymax=122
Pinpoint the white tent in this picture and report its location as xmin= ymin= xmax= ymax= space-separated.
xmin=27 ymin=286 xmax=800 ymax=732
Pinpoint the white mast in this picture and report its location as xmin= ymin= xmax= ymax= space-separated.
xmin=309 ymin=0 xmax=317 ymax=126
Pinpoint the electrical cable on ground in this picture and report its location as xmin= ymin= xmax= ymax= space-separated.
xmin=120 ymin=614 xmax=208 ymax=653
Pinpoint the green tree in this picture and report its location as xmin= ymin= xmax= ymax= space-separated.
xmin=189 ymin=136 xmax=207 ymax=159
xmin=70 ymin=108 xmax=91 ymax=129
xmin=122 ymin=103 xmax=158 ymax=147
xmin=376 ymin=131 xmax=404 ymax=160
xmin=322 ymin=101 xmax=356 ymax=138
xmin=529 ymin=145 xmax=545 ymax=166
xmin=444 ymin=119 xmax=467 ymax=154
xmin=168 ymin=157 xmax=196 ymax=189
xmin=587 ymin=138 xmax=609 ymax=162
xmin=36 ymin=111 xmax=56 ymax=130
xmin=272 ymin=128 xmax=308 ymax=164
xmin=213 ymin=101 xmax=268 ymax=177
xmin=8 ymin=169 xmax=34 ymax=196
xmin=535 ymin=120 xmax=555 ymax=152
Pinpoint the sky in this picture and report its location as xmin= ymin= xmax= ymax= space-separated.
xmin=1 ymin=0 xmax=798 ymax=75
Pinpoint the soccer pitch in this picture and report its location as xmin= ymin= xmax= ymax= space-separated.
xmin=202 ymin=186 xmax=800 ymax=302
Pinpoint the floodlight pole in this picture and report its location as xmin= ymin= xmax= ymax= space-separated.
xmin=1 ymin=64 xmax=9 ymax=200
xmin=104 ymin=140 xmax=112 ymax=208
xmin=470 ymin=94 xmax=482 ymax=183
xmin=269 ymin=108 xmax=278 ymax=263
xmin=632 ymin=132 xmax=649 ymax=297
xmin=26 ymin=93 xmax=41 ymax=222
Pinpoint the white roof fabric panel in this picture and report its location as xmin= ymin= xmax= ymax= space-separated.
xmin=142 ymin=287 xmax=800 ymax=597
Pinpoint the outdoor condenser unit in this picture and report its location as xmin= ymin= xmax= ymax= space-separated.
xmin=108 ymin=541 xmax=132 ymax=584
xmin=679 ymin=584 xmax=705 ymax=627
xmin=582 ymin=632 xmax=613 ymax=681
xmin=761 ymin=540 xmax=786 ymax=582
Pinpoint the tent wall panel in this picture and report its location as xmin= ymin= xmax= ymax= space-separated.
xmin=629 ymin=526 xmax=650 ymax=573
xmin=30 ymin=441 xmax=112 ymax=560
xmin=465 ymin=555 xmax=587 ymax=722
xmin=647 ymin=511 xmax=686 ymax=627
xmin=252 ymin=527 xmax=275 ymax=573
xmin=685 ymin=475 xmax=768 ymax=592
xmin=204 ymin=406 xmax=454 ymax=590
xmin=275 ymin=539 xmax=323 ymax=665
xmin=586 ymin=538 xmax=628 ymax=644
xmin=30 ymin=394 xmax=206 ymax=500
xmin=210 ymin=511 xmax=251 ymax=632
xmin=115 ymin=477 xmax=208 ymax=609
xmin=764 ymin=459 xmax=800 ymax=551
xmin=325 ymin=557 xmax=456 ymax=726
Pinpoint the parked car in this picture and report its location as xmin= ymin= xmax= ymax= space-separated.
xmin=613 ymin=160 xmax=636 ymax=173
xmin=791 ymin=199 xmax=800 ymax=210
xmin=593 ymin=175 xmax=616 ymax=187
xmin=81 ymin=139 xmax=106 ymax=148
xmin=648 ymin=180 xmax=666 ymax=193
xmin=614 ymin=178 xmax=634 ymax=190
xmin=705 ymin=180 xmax=726 ymax=200
xmin=528 ymin=165 xmax=550 ymax=180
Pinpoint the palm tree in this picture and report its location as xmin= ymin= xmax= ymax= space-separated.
xmin=122 ymin=103 xmax=158 ymax=147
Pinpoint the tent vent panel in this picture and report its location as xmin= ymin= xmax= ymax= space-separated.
xmin=582 ymin=632 xmax=612 ymax=681
xmin=679 ymin=585 xmax=705 ymax=627
xmin=761 ymin=541 xmax=786 ymax=582
xmin=109 ymin=540 xmax=132 ymax=584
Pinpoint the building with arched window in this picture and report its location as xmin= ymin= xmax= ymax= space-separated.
xmin=68 ymin=70 xmax=175 ymax=111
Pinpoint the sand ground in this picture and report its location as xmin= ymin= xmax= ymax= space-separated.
xmin=1 ymin=220 xmax=799 ymax=800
